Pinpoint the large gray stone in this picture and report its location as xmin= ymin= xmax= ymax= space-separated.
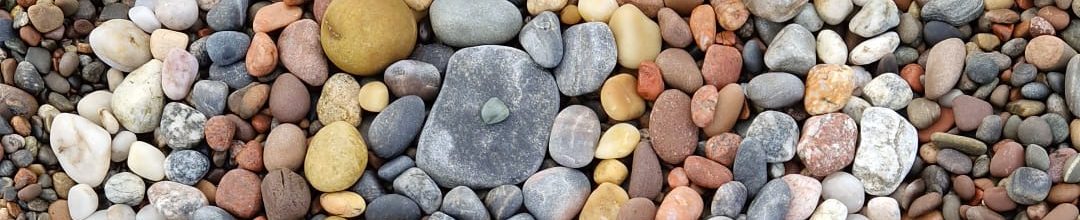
xmin=734 ymin=136 xmax=768 ymax=196
xmin=747 ymin=179 xmax=793 ymax=220
xmin=522 ymin=167 xmax=590 ymax=220
xmin=744 ymin=111 xmax=800 ymax=162
xmin=852 ymin=107 xmax=918 ymax=196
xmin=416 ymin=45 xmax=559 ymax=189
xmin=764 ymin=24 xmax=816 ymax=75
xmin=553 ymin=22 xmax=616 ymax=96
xmin=518 ymin=11 xmax=563 ymax=69
xmin=430 ymin=0 xmax=523 ymax=47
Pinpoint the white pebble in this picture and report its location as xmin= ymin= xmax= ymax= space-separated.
xmin=129 ymin=6 xmax=161 ymax=33
xmin=111 ymin=131 xmax=137 ymax=162
xmin=68 ymin=184 xmax=99 ymax=220
xmin=50 ymin=113 xmax=112 ymax=187
xmin=127 ymin=141 xmax=166 ymax=181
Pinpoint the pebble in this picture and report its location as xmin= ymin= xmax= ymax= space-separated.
xmin=368 ymin=96 xmax=426 ymax=159
xmin=862 ymin=73 xmax=913 ymax=110
xmin=522 ymin=167 xmax=589 ymax=220
xmin=578 ymin=183 xmax=628 ymax=220
xmin=261 ymin=169 xmax=310 ymax=220
xmin=1018 ymin=116 xmax=1053 ymax=147
xmin=764 ymin=24 xmax=816 ymax=75
xmin=797 ymin=113 xmax=858 ymax=177
xmin=67 ymin=184 xmax=97 ymax=220
xmin=111 ymin=60 xmax=164 ymax=133
xmin=366 ymin=194 xmax=421 ymax=220
xmin=226 ymin=83 xmax=269 ymax=119
xmin=393 ymin=168 xmax=442 ymax=214
xmin=321 ymin=0 xmax=415 ymax=75
xmin=655 ymin=186 xmax=702 ymax=219
xmin=629 ymin=142 xmax=662 ymax=199
xmin=733 ymin=136 xmax=768 ymax=196
xmin=316 ymin=73 xmax=361 ymax=126
xmin=216 ymin=169 xmax=262 ymax=218
xmin=658 ymin=8 xmax=691 ymax=48
xmin=159 ymin=102 xmax=206 ymax=149
xmin=936 ymin=149 xmax=972 ymax=174
xmin=206 ymin=31 xmax=249 ymax=65
xmin=689 ymin=5 xmax=716 ymax=49
xmin=305 ymin=121 xmax=366 ymax=192
xmin=278 ymin=19 xmax=327 ymax=86
xmin=555 ymin=22 xmax=616 ymax=96
xmin=104 ymin=172 xmax=144 ymax=206
xmin=579 ymin=0 xmax=618 ymax=22
xmin=163 ymin=150 xmax=208 ymax=185
xmin=601 ymin=74 xmax=646 ymax=121
xmin=701 ymin=45 xmax=741 ymax=88
xmin=684 ymin=156 xmax=731 ymax=188
xmin=484 ymin=185 xmax=523 ymax=220
xmin=849 ymin=32 xmax=900 ymax=65
xmin=430 ymin=0 xmax=522 ymax=47
xmin=745 ymin=0 xmax=806 ymax=22
xmin=1026 ymin=145 xmax=1050 ymax=170
xmin=416 ymin=46 xmax=557 ymax=188
xmin=907 ymin=98 xmax=941 ymax=129
xmin=848 ymin=0 xmax=898 ymax=37
xmin=88 ymin=19 xmax=151 ymax=72
xmin=252 ymin=2 xmax=301 ymax=32
xmin=1007 ymin=167 xmax=1052 ymax=205
xmin=147 ymin=181 xmax=208 ymax=220
xmin=853 ymin=107 xmax=918 ymax=196
xmin=191 ymin=206 xmax=234 ymax=220
xmin=154 ymin=0 xmax=198 ymax=30
xmin=320 ymin=191 xmax=366 ymax=218
xmin=189 ymin=80 xmax=228 ymax=116
xmin=245 ymin=32 xmax=276 ymax=77
xmin=206 ymin=0 xmax=247 ymax=31
xmin=1028 ymin=36 xmax=1076 ymax=71
xmin=864 ymin=197 xmax=901 ymax=220
xmin=745 ymin=72 xmax=804 ymax=108
xmin=548 ymin=105 xmax=600 ymax=168
xmin=650 ymin=90 xmax=697 ymax=163
xmin=161 ymin=49 xmax=198 ymax=101
xmin=49 ymin=113 xmax=110 ymax=187
xmin=27 ymin=4 xmax=63 ymax=32
xmin=747 ymin=178 xmax=793 ymax=219
xmin=609 ymin=4 xmax=661 ymax=69
xmin=920 ymin=0 xmax=983 ymax=25
xmin=816 ymin=30 xmax=847 ymax=65
xmin=924 ymin=38 xmax=966 ymax=100
xmin=384 ymin=60 xmax=441 ymax=101
xmin=744 ymin=111 xmax=799 ymax=162
xmin=1067 ymin=56 xmax=1080 ymax=116
xmin=358 ymin=81 xmax=389 ymax=112
xmin=519 ymin=11 xmax=563 ymax=69
xmin=952 ymin=95 xmax=993 ymax=132
xmin=619 ymin=198 xmax=657 ymax=220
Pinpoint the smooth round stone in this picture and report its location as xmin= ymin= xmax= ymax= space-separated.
xmin=1008 ymin=167 xmax=1052 ymax=205
xmin=609 ymin=4 xmax=661 ymax=69
xmin=907 ymin=98 xmax=941 ymax=129
xmin=27 ymin=4 xmax=63 ymax=32
xmin=358 ymin=81 xmax=389 ymax=112
xmin=321 ymin=192 xmax=367 ymax=219
xmin=316 ymin=73 xmax=362 ymax=126
xmin=650 ymin=90 xmax=698 ymax=163
xmin=126 ymin=141 xmax=165 ymax=181
xmin=952 ymin=95 xmax=993 ymax=131
xmin=384 ymin=60 xmax=441 ymax=101
xmin=260 ymin=169 xmax=309 ymax=220
xmin=216 ymin=169 xmax=262 ymax=218
xmin=578 ymin=0 xmax=618 ymax=22
xmin=110 ymin=131 xmax=136 ymax=162
xmin=684 ymin=156 xmax=731 ymax=188
xmin=368 ymin=96 xmax=426 ymax=159
xmin=747 ymin=179 xmax=793 ymax=219
xmin=305 ymin=121 xmax=367 ymax=192
xmin=159 ymin=102 xmax=206 ymax=149
xmin=847 ymin=0 xmax=898 ymax=37
xmin=105 ymin=172 xmax=144 ymax=206
xmin=245 ymin=32 xmax=277 ymax=77
xmin=225 ymin=82 xmax=268 ymax=119
xmin=745 ymin=0 xmax=805 ymax=22
xmin=861 ymin=73 xmax=913 ymax=110
xmin=206 ymin=0 xmax=247 ymax=31
xmin=321 ymin=0 xmax=415 ymax=75
xmin=595 ymin=123 xmax=640 ymax=159
xmin=366 ymin=194 xmax=421 ymax=220
xmin=821 ymin=172 xmax=864 ymax=213
xmin=814 ymin=0 xmax=852 ymax=25
xmin=266 ymin=74 xmax=308 ymax=123
xmin=393 ymin=168 xmax=442 ymax=214
xmin=710 ymin=181 xmax=747 ymax=217
xmin=976 ymin=115 xmax=1003 ymax=144
xmin=792 ymin=3 xmax=822 ymax=31
xmin=149 ymin=29 xmax=189 ymax=61
xmin=700 ymin=45 xmax=741 ymax=88
xmin=619 ymin=198 xmax=657 ymax=220
xmin=849 ymin=32 xmax=900 ymax=65
xmin=519 ymin=11 xmax=563 ymax=69
xmin=279 ymin=19 xmax=328 ymax=85
xmin=745 ymin=72 xmax=804 ymax=108
xmin=764 ymin=24 xmax=816 ymax=75
xmin=190 ymin=206 xmax=233 ymax=220
xmin=111 ymin=60 xmax=164 ymax=133
xmin=68 ymin=184 xmax=98 ymax=220
xmin=924 ymin=38 xmax=966 ymax=99
xmin=629 ymin=142 xmax=662 ymax=199
xmin=205 ymin=31 xmax=249 ymax=65
xmin=49 ymin=113 xmax=111 ymax=187
xmin=743 ymin=39 xmax=765 ymax=73
xmin=189 ymin=80 xmax=228 ymax=116
xmin=1026 ymin=145 xmax=1050 ymax=171
xmin=554 ymin=22 xmax=616 ymax=96
xmin=1029 ymin=36 xmax=1078 ymax=71
xmin=733 ymin=136 xmax=768 ymax=196
xmin=377 ymin=156 xmax=415 ymax=181
xmin=689 ymin=5 xmax=717 ymax=49
xmin=548 ymin=105 xmax=600 ymax=168
xmin=162 ymin=150 xmax=208 ymax=185
xmin=658 ymin=8 xmax=691 ymax=48
xmin=600 ymin=74 xmax=646 ymax=121
xmin=409 ymin=43 xmax=454 ymax=74
xmin=816 ymin=29 xmax=847 ymax=65
xmin=782 ymin=174 xmax=822 ymax=220
xmin=655 ymin=48 xmax=702 ymax=93
xmin=744 ymin=111 xmax=799 ymax=162
xmin=690 ymin=85 xmax=719 ymax=127
xmin=260 ymin=124 xmax=306 ymax=171
xmin=575 ymin=183 xmax=626 ymax=219
xmin=483 ymin=185 xmax=523 ymax=220
xmin=797 ymin=113 xmax=858 ymax=177
xmin=148 ymin=181 xmax=209 ymax=220
xmin=252 ymin=2 xmax=301 ymax=33
xmin=936 ymin=149 xmax=972 ymax=174
xmin=154 ymin=0 xmax=197 ymax=30
xmin=1018 ymin=116 xmax=1053 ymax=147
xmin=854 ymin=107 xmax=917 ymax=196
xmin=964 ymin=54 xmax=1000 ymax=84
xmin=88 ymin=19 xmax=151 ymax=72
xmin=161 ymin=49 xmax=198 ymax=101
xmin=1021 ymin=83 xmax=1051 ymax=100
xmin=920 ymin=0 xmax=982 ymax=25
xmin=1065 ymin=56 xmax=1080 ymax=117
xmin=864 ymin=197 xmax=901 ymax=220
xmin=655 ymin=186 xmax=703 ymax=219
xmin=430 ymin=0 xmax=520 ymax=47
xmin=811 ymin=199 xmax=848 ymax=219
xmin=523 ymin=167 xmax=590 ymax=220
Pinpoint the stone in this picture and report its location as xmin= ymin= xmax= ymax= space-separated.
xmin=358 ymin=82 xmax=390 ymax=112
xmin=154 ymin=0 xmax=197 ymax=30
xmin=161 ymin=49 xmax=198 ymax=101
xmin=619 ymin=198 xmax=657 ymax=220
xmin=267 ymin=74 xmax=309 ymax=123
xmin=747 ymin=179 xmax=793 ymax=219
xmin=650 ymin=90 xmax=697 ymax=163
xmin=216 ymin=169 xmax=262 ymax=218
xmin=821 ymin=172 xmax=864 ymax=213
xmin=702 ymin=45 xmax=742 ymax=87
xmin=188 ymin=80 xmax=228 ymax=117
xmin=368 ymin=96 xmax=426 ymax=159
xmin=226 ymin=83 xmax=269 ymax=119
xmin=764 ymin=24 xmax=816 ymax=75
xmin=936 ymin=149 xmax=971 ymax=174
xmin=815 ymin=0 xmax=852 ymax=25
xmin=527 ymin=0 xmax=566 ymax=14
xmin=159 ymin=103 xmax=206 ymax=149
xmin=734 ymin=136 xmax=768 ymax=196
xmin=206 ymin=0 xmax=247 ymax=31
xmin=1027 ymin=145 xmax=1050 ymax=171
xmin=1007 ymin=167 xmax=1052 ymax=205
xmin=305 ymin=121 xmax=367 ymax=192
xmin=366 ymin=194 xmax=421 ymax=220
xmin=523 ymin=167 xmax=590 ymax=220
xmin=816 ymin=30 xmax=847 ymax=65
xmin=416 ymin=46 xmax=558 ymax=188
xmin=745 ymin=72 xmax=804 ymax=108
xmin=812 ymin=199 xmax=849 ymax=219
xmin=104 ymin=172 xmax=144 ymax=206
xmin=1066 ymin=56 xmax=1080 ymax=116
xmin=907 ymin=98 xmax=941 ymax=129
xmin=162 ymin=150 xmax=208 ymax=185
xmin=746 ymin=0 xmax=806 ymax=22
xmin=783 ymin=174 xmax=822 ymax=220
xmin=691 ymin=86 xmax=719 ymax=127
xmin=244 ymin=32 xmax=276 ymax=77
xmin=579 ymin=0 xmax=618 ymax=22
xmin=316 ymin=73 xmax=362 ymax=126
xmin=27 ymin=4 xmax=63 ymax=32
xmin=865 ymin=197 xmax=901 ymax=220
xmin=548 ymin=105 xmax=600 ymax=168
xmin=260 ymin=169 xmax=309 ymax=220
xmin=689 ymin=5 xmax=716 ymax=49
xmin=252 ymin=2 xmax=301 ymax=32
xmin=861 ymin=73 xmax=912 ymax=110
xmin=206 ymin=31 xmax=249 ymax=65
xmin=595 ymin=123 xmax=641 ymax=159
xmin=849 ymin=32 xmax=900 ymax=65
xmin=321 ymin=0 xmax=415 ymax=75
xmin=853 ymin=107 xmax=918 ymax=196
xmin=67 ymin=184 xmax=97 ymax=220
xmin=279 ymin=19 xmax=328 ymax=86
xmin=88 ymin=19 xmax=151 ymax=72
xmin=384 ymin=60 xmax=441 ymax=101
xmin=148 ymin=181 xmax=209 ymax=220
xmin=484 ymin=185 xmax=523 ymax=220
xmin=920 ymin=0 xmax=983 ymax=25
xmin=629 ymin=142 xmax=662 ymax=199
xmin=1028 ymin=36 xmax=1077 ymax=71
xmin=190 ymin=206 xmax=233 ymax=220
xmin=430 ymin=0 xmax=521 ymax=47
xmin=111 ymin=60 xmax=164 ymax=133
xmin=798 ymin=113 xmax=858 ymax=177
xmin=684 ymin=156 xmax=732 ymax=188
xmin=710 ymin=181 xmax=747 ymax=217
xmin=49 ymin=113 xmax=110 ymax=187
xmin=393 ymin=168 xmax=442 ymax=214
xmin=578 ymin=183 xmax=628 ymax=220
xmin=127 ymin=141 xmax=165 ymax=181
xmin=609 ymin=4 xmax=661 ymax=69
xmin=952 ymin=95 xmax=993 ymax=132
xmin=320 ymin=191 xmax=366 ymax=218
xmin=655 ymin=186 xmax=703 ymax=219
xmin=555 ymin=22 xmax=616 ymax=96
xmin=519 ymin=11 xmax=563 ymax=68
xmin=924 ymin=38 xmax=966 ymax=100
xmin=965 ymin=54 xmax=1001 ymax=84
xmin=743 ymin=111 xmax=800 ymax=163
xmin=1018 ymin=116 xmax=1053 ymax=147
xmin=658 ymin=8 xmax=691 ymax=48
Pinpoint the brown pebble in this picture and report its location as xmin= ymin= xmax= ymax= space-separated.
xmin=252 ymin=2 xmax=303 ymax=33
xmin=18 ymin=26 xmax=40 ymax=47
xmin=953 ymin=175 xmax=976 ymax=201
xmin=13 ymin=168 xmax=36 ymax=189
xmin=629 ymin=142 xmax=662 ymax=199
xmin=216 ymin=169 xmax=263 ymax=218
xmin=983 ymin=187 xmax=1017 ymax=212
xmin=703 ymin=84 xmax=743 ymax=136
xmin=195 ymin=180 xmax=217 ymax=204
xmin=689 ymin=5 xmax=716 ymax=50
xmin=235 ymin=140 xmax=265 ymax=172
xmin=204 ymin=116 xmax=236 ymax=152
xmin=47 ymin=200 xmax=69 ymax=220
xmin=667 ymin=167 xmax=689 ymax=188
xmin=16 ymin=184 xmax=40 ymax=201
xmin=1045 ymin=203 xmax=1080 ymax=220
xmin=1046 ymin=184 xmax=1080 ymax=204
xmin=616 ymin=197 xmax=657 ymax=220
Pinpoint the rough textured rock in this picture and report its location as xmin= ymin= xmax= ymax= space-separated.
xmin=554 ymin=22 xmax=616 ymax=96
xmin=852 ymin=107 xmax=918 ymax=196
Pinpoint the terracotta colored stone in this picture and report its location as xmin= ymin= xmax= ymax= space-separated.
xmin=704 ymin=83 xmax=744 ymax=136
xmin=236 ymin=140 xmax=264 ymax=172
xmin=803 ymin=64 xmax=855 ymax=115
xmin=984 ymin=187 xmax=1017 ymax=212
xmin=691 ymin=85 xmax=719 ymax=127
xmin=797 ymin=113 xmax=858 ymax=177
xmin=253 ymin=2 xmax=303 ymax=32
xmin=637 ymin=61 xmax=664 ymax=101
xmin=900 ymin=64 xmax=924 ymax=93
xmin=1047 ymin=184 xmax=1080 ymax=204
xmin=667 ymin=167 xmax=689 ymax=188
xmin=989 ymin=141 xmax=1024 ymax=178
xmin=704 ymin=132 xmax=740 ymax=167
xmin=701 ymin=45 xmax=742 ymax=87
xmin=918 ymin=108 xmax=955 ymax=143
xmin=19 ymin=26 xmax=40 ymax=47
xmin=952 ymin=95 xmax=993 ymax=132
xmin=689 ymin=5 xmax=716 ymax=50
xmin=204 ymin=116 xmax=235 ymax=152
xmin=953 ymin=175 xmax=976 ymax=201
xmin=655 ymin=186 xmax=703 ymax=220
xmin=216 ymin=169 xmax=263 ymax=218
xmin=684 ymin=156 xmax=733 ymax=189
xmin=711 ymin=0 xmax=749 ymax=31
xmin=650 ymin=89 xmax=699 ymax=164
xmin=245 ymin=32 xmax=278 ymax=77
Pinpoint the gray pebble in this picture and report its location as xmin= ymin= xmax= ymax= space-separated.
xmin=441 ymin=186 xmax=490 ymax=220
xmin=1006 ymin=167 xmax=1051 ymax=205
xmin=14 ymin=61 xmax=43 ymax=94
xmin=518 ymin=11 xmax=563 ymax=69
xmin=9 ymin=150 xmax=32 ymax=167
xmin=975 ymin=115 xmax=1002 ymax=144
xmin=745 ymin=73 xmax=805 ymax=109
xmin=747 ymin=179 xmax=792 ymax=220
xmin=409 ymin=44 xmax=454 ymax=73
xmin=393 ymin=168 xmax=443 ymax=214
xmin=190 ymin=206 xmax=236 ymax=220
xmin=209 ymin=62 xmax=253 ymax=89
xmin=553 ymin=22 xmax=616 ymax=96
xmin=205 ymin=31 xmax=250 ymax=65
xmin=377 ymin=156 xmax=415 ymax=181
xmin=1043 ymin=113 xmax=1069 ymax=144
xmin=1001 ymin=38 xmax=1028 ymax=57
xmin=1011 ymin=63 xmax=1037 ymax=87
xmin=1002 ymin=115 xmax=1022 ymax=140
xmin=1018 ymin=116 xmax=1053 ymax=147
xmin=1021 ymin=82 xmax=1051 ymax=100
xmin=484 ymin=185 xmax=522 ymax=220
xmin=711 ymin=181 xmax=747 ymax=218
xmin=351 ymin=170 xmax=385 ymax=203
xmin=24 ymin=47 xmax=50 ymax=73
xmin=163 ymin=150 xmax=209 ymax=185
xmin=188 ymin=80 xmax=229 ymax=117
xmin=964 ymin=53 xmax=999 ymax=84
xmin=1025 ymin=145 xmax=1050 ymax=171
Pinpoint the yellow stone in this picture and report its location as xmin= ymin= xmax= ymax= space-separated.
xmin=1071 ymin=119 xmax=1080 ymax=150
xmin=609 ymin=4 xmax=661 ymax=69
xmin=304 ymin=121 xmax=368 ymax=192
xmin=595 ymin=123 xmax=640 ymax=159
xmin=803 ymin=64 xmax=855 ymax=115
xmin=316 ymin=73 xmax=362 ymax=126
xmin=527 ymin=0 xmax=567 ymax=15
xmin=579 ymin=183 xmax=629 ymax=220
xmin=320 ymin=191 xmax=367 ymax=218
xmin=321 ymin=0 xmax=416 ymax=76
xmin=593 ymin=159 xmax=628 ymax=185
xmin=578 ymin=0 xmax=618 ymax=22
xmin=148 ymin=29 xmax=188 ymax=60
xmin=561 ymin=5 xmax=582 ymax=25
xmin=358 ymin=81 xmax=389 ymax=112
xmin=600 ymin=74 xmax=645 ymax=121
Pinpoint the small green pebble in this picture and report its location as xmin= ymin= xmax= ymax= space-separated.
xmin=481 ymin=97 xmax=509 ymax=125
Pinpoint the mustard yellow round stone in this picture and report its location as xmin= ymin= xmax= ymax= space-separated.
xmin=321 ymin=0 xmax=416 ymax=76
xmin=304 ymin=121 xmax=368 ymax=192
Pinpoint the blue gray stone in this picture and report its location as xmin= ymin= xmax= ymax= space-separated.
xmin=485 ymin=185 xmax=523 ymax=220
xmin=747 ymin=179 xmax=792 ymax=220
xmin=429 ymin=0 xmax=523 ymax=47
xmin=965 ymin=53 xmax=1000 ymax=84
xmin=743 ymin=111 xmax=799 ymax=162
xmin=384 ymin=61 xmax=442 ymax=101
xmin=368 ymin=96 xmax=426 ymax=158
xmin=745 ymin=73 xmax=804 ymax=109
xmin=763 ymin=24 xmax=815 ymax=75
xmin=409 ymin=44 xmax=454 ymax=73
xmin=547 ymin=105 xmax=600 ymax=168
xmin=393 ymin=168 xmax=443 ymax=214
xmin=378 ymin=156 xmax=415 ymax=181
xmin=518 ymin=11 xmax=563 ymax=68
xmin=441 ymin=186 xmax=490 ymax=220
xmin=159 ymin=102 xmax=206 ymax=150
xmin=190 ymin=206 xmax=235 ymax=220
xmin=14 ymin=61 xmax=43 ymax=94
xmin=522 ymin=167 xmax=589 ymax=220
xmin=366 ymin=194 xmax=422 ymax=220
xmin=163 ymin=150 xmax=209 ymax=185
xmin=205 ymin=31 xmax=249 ymax=65
xmin=1007 ymin=167 xmax=1051 ymax=205
xmin=734 ymin=136 xmax=768 ymax=197
xmin=920 ymin=0 xmax=983 ymax=26
xmin=351 ymin=170 xmax=385 ymax=203
xmin=711 ymin=181 xmax=748 ymax=218
xmin=553 ymin=22 xmax=616 ymax=96
xmin=205 ymin=0 xmax=247 ymax=31
xmin=209 ymin=61 xmax=253 ymax=89
xmin=188 ymin=80 xmax=228 ymax=117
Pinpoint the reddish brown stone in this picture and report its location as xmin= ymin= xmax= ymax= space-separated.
xmin=216 ymin=169 xmax=263 ymax=218
xmin=703 ymin=84 xmax=743 ymax=136
xmin=689 ymin=5 xmax=716 ymax=50
xmin=1049 ymin=148 xmax=1078 ymax=183
xmin=984 ymin=187 xmax=1017 ymax=212
xmin=1036 ymin=7 xmax=1069 ymax=30
xmin=204 ymin=116 xmax=236 ymax=152
xmin=989 ymin=141 xmax=1024 ymax=177
xmin=235 ymin=140 xmax=264 ymax=173
xmin=908 ymin=192 xmax=943 ymax=217
xmin=616 ymin=198 xmax=657 ymax=220
xmin=1047 ymin=184 xmax=1080 ymax=204
xmin=704 ymin=132 xmax=740 ymax=167
xmin=13 ymin=168 xmax=35 ymax=189
xmin=953 ymin=175 xmax=976 ymax=201
xmin=245 ymin=32 xmax=278 ymax=77
xmin=701 ymin=45 xmax=742 ymax=88
xmin=664 ymin=0 xmax=704 ymax=15
xmin=637 ymin=61 xmax=664 ymax=101
xmin=649 ymin=90 xmax=698 ymax=164
xmin=1029 ymin=16 xmax=1056 ymax=37
xmin=952 ymin=95 xmax=992 ymax=132
xmin=691 ymin=85 xmax=719 ymax=127
xmin=796 ymin=113 xmax=858 ymax=177
xmin=901 ymin=64 xmax=924 ymax=93
xmin=711 ymin=0 xmax=749 ymax=31
xmin=657 ymin=8 xmax=692 ymax=48
xmin=629 ymin=142 xmax=662 ymax=199
xmin=655 ymin=186 xmax=703 ymax=220
xmin=918 ymin=108 xmax=955 ymax=143
xmin=683 ymin=156 xmax=732 ymax=189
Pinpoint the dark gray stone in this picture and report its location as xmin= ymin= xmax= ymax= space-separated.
xmin=80 ymin=61 xmax=106 ymax=83
xmin=734 ymin=136 xmax=768 ymax=197
xmin=0 ymin=18 xmax=12 ymax=43
xmin=9 ymin=150 xmax=31 ymax=167
xmin=745 ymin=73 xmax=805 ymax=109
xmin=25 ymin=47 xmax=50 ymax=73
xmin=522 ymin=167 xmax=589 ymax=220
xmin=352 ymin=170 xmax=385 ymax=203
xmin=1006 ymin=167 xmax=1051 ymax=205
xmin=743 ymin=111 xmax=799 ymax=162
xmin=384 ymin=61 xmax=442 ymax=101
xmin=553 ymin=22 xmax=616 ymax=96
xmin=1063 ymin=20 xmax=1080 ymax=52
xmin=922 ymin=21 xmax=963 ymax=46
xmin=743 ymin=39 xmax=765 ymax=74
xmin=378 ymin=156 xmax=415 ymax=181
xmin=369 ymin=96 xmax=426 ymax=158
xmin=441 ymin=186 xmax=490 ymax=220
xmin=936 ymin=149 xmax=971 ymax=174
xmin=1067 ymin=56 xmax=1080 ymax=117
xmin=920 ymin=0 xmax=982 ymax=26
xmin=205 ymin=31 xmax=250 ymax=65
xmin=159 ymin=102 xmax=206 ymax=149
xmin=964 ymin=53 xmax=1000 ymax=84
xmin=922 ymin=165 xmax=951 ymax=193
xmin=209 ymin=61 xmax=253 ymax=89
xmin=189 ymin=37 xmax=212 ymax=68
xmin=188 ymin=80 xmax=228 ymax=117
xmin=975 ymin=115 xmax=1002 ymax=144
xmin=747 ymin=179 xmax=792 ymax=220
xmin=366 ymin=194 xmax=422 ymax=220
xmin=429 ymin=0 xmax=523 ymax=47
xmin=711 ymin=181 xmax=747 ymax=218
xmin=190 ymin=206 xmax=235 ymax=220
xmin=484 ymin=185 xmax=523 ymax=220
xmin=14 ymin=61 xmax=43 ymax=94
xmin=1026 ymin=144 xmax=1050 ymax=171
xmin=763 ymin=24 xmax=815 ymax=75
xmin=519 ymin=11 xmax=563 ymax=69
xmin=393 ymin=168 xmax=443 ymax=214
xmin=1047 ymin=72 xmax=1065 ymax=94
xmin=206 ymin=0 xmax=247 ymax=31
xmin=1021 ymin=82 xmax=1051 ymax=100
xmin=416 ymin=46 xmax=558 ymax=189
xmin=163 ymin=150 xmax=209 ymax=185
xmin=1018 ymin=116 xmax=1053 ymax=147
xmin=409 ymin=44 xmax=454 ymax=73
xmin=99 ymin=3 xmax=129 ymax=21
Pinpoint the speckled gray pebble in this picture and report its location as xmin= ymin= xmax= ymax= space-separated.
xmin=163 ymin=150 xmax=210 ymax=185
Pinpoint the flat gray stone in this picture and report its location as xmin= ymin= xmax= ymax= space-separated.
xmin=518 ymin=11 xmax=563 ymax=68
xmin=430 ymin=0 xmax=523 ymax=47
xmin=368 ymin=96 xmax=426 ymax=158
xmin=522 ymin=167 xmax=589 ymax=220
xmin=553 ymin=22 xmax=616 ymax=96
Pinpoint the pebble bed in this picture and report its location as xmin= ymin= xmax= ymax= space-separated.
xmin=1 ymin=0 xmax=1080 ymax=219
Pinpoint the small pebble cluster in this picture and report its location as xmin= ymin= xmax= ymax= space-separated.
xmin=2 ymin=0 xmax=1080 ymax=219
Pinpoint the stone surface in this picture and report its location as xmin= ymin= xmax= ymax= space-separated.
xmin=104 ymin=172 xmax=144 ymax=206
xmin=50 ymin=113 xmax=111 ymax=187
xmin=920 ymin=0 xmax=983 ymax=25
xmin=924 ymin=38 xmax=966 ymax=100
xmin=649 ymin=90 xmax=698 ymax=164
xmin=369 ymin=96 xmax=426 ymax=159
xmin=519 ymin=11 xmax=563 ymax=68
xmin=656 ymin=48 xmax=703 ymax=93
xmin=746 ymin=0 xmax=806 ymax=22
xmin=416 ymin=46 xmax=557 ymax=188
xmin=797 ymin=113 xmax=858 ymax=177
xmin=393 ymin=168 xmax=443 ymax=214
xmin=1008 ymin=167 xmax=1052 ymax=205
xmin=861 ymin=73 xmax=912 ymax=110
xmin=430 ymin=0 xmax=522 ymax=47
xmin=764 ymin=24 xmax=816 ymax=75
xmin=548 ymin=105 xmax=600 ymax=168
xmin=744 ymin=111 xmax=799 ymax=162
xmin=147 ymin=181 xmax=208 ymax=220
xmin=609 ymin=4 xmax=661 ymax=69
xmin=305 ymin=121 xmax=367 ymax=192
xmin=804 ymin=64 xmax=855 ymax=115
xmin=89 ymin=19 xmax=151 ymax=72
xmin=629 ymin=142 xmax=662 ymax=199
xmin=159 ymin=103 xmax=206 ymax=149
xmin=163 ymin=150 xmax=208 ymax=185
xmin=261 ymin=169 xmax=310 ymax=220
xmin=321 ymin=0 xmax=416 ymax=75
xmin=279 ymin=19 xmax=328 ymax=85
xmin=853 ymin=107 xmax=918 ymax=196
xmin=554 ymin=22 xmax=616 ymax=96
xmin=441 ymin=186 xmax=489 ymax=220
xmin=745 ymin=72 xmax=804 ymax=108
xmin=111 ymin=60 xmax=164 ymax=133
xmin=580 ymin=183 xmax=629 ymax=220
xmin=216 ymin=169 xmax=262 ymax=218
xmin=747 ymin=179 xmax=793 ymax=219
xmin=316 ymin=73 xmax=362 ymax=126
xmin=523 ymin=167 xmax=590 ymax=220
xmin=655 ymin=186 xmax=703 ymax=219
xmin=849 ymin=32 xmax=900 ymax=65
